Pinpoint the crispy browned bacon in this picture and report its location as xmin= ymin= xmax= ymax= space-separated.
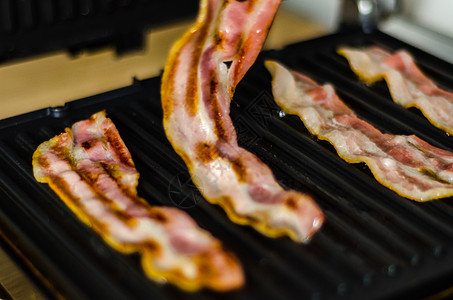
xmin=160 ymin=0 xmax=324 ymax=242
xmin=338 ymin=46 xmax=453 ymax=135
xmin=32 ymin=111 xmax=244 ymax=291
xmin=266 ymin=60 xmax=453 ymax=201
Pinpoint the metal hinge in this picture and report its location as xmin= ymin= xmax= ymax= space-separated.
xmin=340 ymin=0 xmax=402 ymax=32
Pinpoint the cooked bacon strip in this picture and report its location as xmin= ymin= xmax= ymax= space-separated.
xmin=265 ymin=60 xmax=453 ymax=201
xmin=32 ymin=111 xmax=244 ymax=291
xmin=160 ymin=0 xmax=324 ymax=242
xmin=338 ymin=46 xmax=453 ymax=135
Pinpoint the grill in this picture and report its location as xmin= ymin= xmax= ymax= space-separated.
xmin=1 ymin=28 xmax=453 ymax=300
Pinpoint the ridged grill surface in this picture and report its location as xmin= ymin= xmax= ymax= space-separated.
xmin=1 ymin=30 xmax=453 ymax=300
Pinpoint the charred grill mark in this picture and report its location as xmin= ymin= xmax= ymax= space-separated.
xmin=195 ymin=141 xmax=246 ymax=182
xmin=74 ymin=171 xmax=130 ymax=221
xmin=185 ymin=10 xmax=213 ymax=117
xmin=213 ymin=0 xmax=229 ymax=49
xmin=81 ymin=168 xmax=101 ymax=185
xmin=228 ymin=36 xmax=249 ymax=95
xmin=285 ymin=197 xmax=298 ymax=210
xmin=195 ymin=142 xmax=219 ymax=163
xmin=235 ymin=36 xmax=245 ymax=61
xmin=163 ymin=0 xmax=215 ymax=120
xmin=230 ymin=157 xmax=247 ymax=182
xmin=161 ymin=61 xmax=176 ymax=121
xmin=211 ymin=95 xmax=226 ymax=140
xmin=114 ymin=208 xmax=137 ymax=224
xmin=99 ymin=161 xmax=117 ymax=175
xmin=81 ymin=141 xmax=91 ymax=150
xmin=230 ymin=11 xmax=273 ymax=92
xmin=419 ymin=168 xmax=451 ymax=185
xmin=197 ymin=253 xmax=218 ymax=277
xmin=210 ymin=72 xmax=219 ymax=98
xmin=88 ymin=163 xmax=147 ymax=226
xmin=209 ymin=72 xmax=232 ymax=141
xmin=215 ymin=143 xmax=247 ymax=182
xmin=213 ymin=31 xmax=223 ymax=47
xmin=185 ymin=54 xmax=200 ymax=116
xmin=51 ymin=133 xmax=71 ymax=158
xmin=104 ymin=127 xmax=134 ymax=168
xmin=143 ymin=240 xmax=161 ymax=255
xmin=246 ymin=0 xmax=257 ymax=12
xmin=73 ymin=170 xmax=139 ymax=227
xmin=49 ymin=176 xmax=108 ymax=233
xmin=51 ymin=176 xmax=77 ymax=203
xmin=36 ymin=154 xmax=50 ymax=169
xmin=149 ymin=209 xmax=168 ymax=223
xmin=222 ymin=248 xmax=240 ymax=268
xmin=51 ymin=176 xmax=117 ymax=236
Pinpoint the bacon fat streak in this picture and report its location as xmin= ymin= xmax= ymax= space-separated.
xmin=160 ymin=0 xmax=324 ymax=242
xmin=265 ymin=60 xmax=453 ymax=201
xmin=338 ymin=46 xmax=453 ymax=135
xmin=32 ymin=111 xmax=244 ymax=291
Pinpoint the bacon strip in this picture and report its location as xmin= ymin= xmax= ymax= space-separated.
xmin=265 ymin=60 xmax=453 ymax=201
xmin=160 ymin=0 xmax=324 ymax=242
xmin=338 ymin=46 xmax=453 ymax=135
xmin=32 ymin=111 xmax=244 ymax=291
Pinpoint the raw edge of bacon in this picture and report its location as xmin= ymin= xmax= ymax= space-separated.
xmin=265 ymin=60 xmax=453 ymax=202
xmin=161 ymin=0 xmax=324 ymax=243
xmin=32 ymin=111 xmax=244 ymax=291
xmin=337 ymin=46 xmax=453 ymax=136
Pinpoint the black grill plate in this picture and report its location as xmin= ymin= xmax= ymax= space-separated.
xmin=1 ymin=29 xmax=453 ymax=300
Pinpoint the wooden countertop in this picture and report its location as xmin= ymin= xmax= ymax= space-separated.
xmin=0 ymin=10 xmax=324 ymax=120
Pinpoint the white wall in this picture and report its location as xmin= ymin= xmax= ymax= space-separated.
xmin=401 ymin=0 xmax=453 ymax=39
xmin=282 ymin=0 xmax=453 ymax=39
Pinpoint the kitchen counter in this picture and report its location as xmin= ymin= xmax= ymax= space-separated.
xmin=0 ymin=10 xmax=325 ymax=300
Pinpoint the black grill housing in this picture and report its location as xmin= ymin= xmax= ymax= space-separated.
xmin=1 ymin=29 xmax=453 ymax=299
xmin=0 ymin=0 xmax=199 ymax=62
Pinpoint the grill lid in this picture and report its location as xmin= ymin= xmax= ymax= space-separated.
xmin=1 ymin=29 xmax=453 ymax=300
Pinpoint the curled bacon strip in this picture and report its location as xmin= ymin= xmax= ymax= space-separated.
xmin=160 ymin=0 xmax=324 ymax=242
xmin=338 ymin=46 xmax=453 ymax=135
xmin=32 ymin=111 xmax=244 ymax=291
xmin=265 ymin=60 xmax=453 ymax=201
